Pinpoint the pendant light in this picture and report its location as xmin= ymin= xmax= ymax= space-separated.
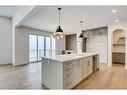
xmin=79 ymin=20 xmax=84 ymax=38
xmin=53 ymin=8 xmax=64 ymax=39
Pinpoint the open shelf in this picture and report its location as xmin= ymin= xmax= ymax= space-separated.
xmin=113 ymin=43 xmax=125 ymax=46
xmin=119 ymin=37 xmax=125 ymax=39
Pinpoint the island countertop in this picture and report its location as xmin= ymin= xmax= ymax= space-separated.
xmin=42 ymin=53 xmax=98 ymax=62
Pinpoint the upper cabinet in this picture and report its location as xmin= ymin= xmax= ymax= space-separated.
xmin=82 ymin=27 xmax=108 ymax=37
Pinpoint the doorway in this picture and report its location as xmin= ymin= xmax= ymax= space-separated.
xmin=112 ymin=29 xmax=125 ymax=66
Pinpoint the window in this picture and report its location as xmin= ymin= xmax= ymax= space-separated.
xmin=51 ymin=38 xmax=56 ymax=56
xmin=29 ymin=34 xmax=56 ymax=62
xmin=38 ymin=36 xmax=44 ymax=60
xmin=29 ymin=35 xmax=37 ymax=62
xmin=45 ymin=37 xmax=51 ymax=57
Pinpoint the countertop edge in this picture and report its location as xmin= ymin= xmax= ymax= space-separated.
xmin=42 ymin=53 xmax=99 ymax=63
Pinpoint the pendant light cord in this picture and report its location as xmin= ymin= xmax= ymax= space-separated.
xmin=80 ymin=21 xmax=83 ymax=32
xmin=58 ymin=8 xmax=61 ymax=26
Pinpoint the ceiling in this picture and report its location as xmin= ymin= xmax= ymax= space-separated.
xmin=1 ymin=6 xmax=126 ymax=34
xmin=0 ymin=6 xmax=19 ymax=18
xmin=22 ymin=6 xmax=127 ymax=34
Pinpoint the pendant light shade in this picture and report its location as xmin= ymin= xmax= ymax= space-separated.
xmin=56 ymin=26 xmax=63 ymax=34
xmin=79 ymin=20 xmax=84 ymax=38
xmin=53 ymin=8 xmax=64 ymax=39
xmin=79 ymin=33 xmax=84 ymax=38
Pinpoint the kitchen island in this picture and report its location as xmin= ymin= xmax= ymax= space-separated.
xmin=42 ymin=53 xmax=99 ymax=89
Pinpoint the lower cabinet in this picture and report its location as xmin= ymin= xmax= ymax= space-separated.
xmin=42 ymin=56 xmax=95 ymax=89
xmin=87 ymin=57 xmax=93 ymax=76
xmin=112 ymin=52 xmax=125 ymax=63
xmin=64 ymin=56 xmax=93 ymax=88
xmin=72 ymin=60 xmax=82 ymax=87
xmin=82 ymin=59 xmax=88 ymax=79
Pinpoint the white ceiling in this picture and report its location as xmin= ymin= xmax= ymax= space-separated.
xmin=22 ymin=6 xmax=127 ymax=34
xmin=0 ymin=6 xmax=19 ymax=18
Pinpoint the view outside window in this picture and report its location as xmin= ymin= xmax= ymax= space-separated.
xmin=29 ymin=35 xmax=37 ymax=62
xmin=29 ymin=35 xmax=56 ymax=62
xmin=45 ymin=37 xmax=51 ymax=57
xmin=38 ymin=36 xmax=44 ymax=60
xmin=51 ymin=38 xmax=56 ymax=56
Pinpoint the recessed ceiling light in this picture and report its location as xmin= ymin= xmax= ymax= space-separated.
xmin=94 ymin=24 xmax=98 ymax=26
xmin=112 ymin=10 xmax=117 ymax=13
xmin=115 ymin=19 xmax=119 ymax=22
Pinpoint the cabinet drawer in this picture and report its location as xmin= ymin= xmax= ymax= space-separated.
xmin=64 ymin=79 xmax=72 ymax=89
xmin=64 ymin=67 xmax=72 ymax=74
xmin=64 ymin=73 xmax=72 ymax=79
xmin=64 ymin=61 xmax=72 ymax=68
xmin=86 ymin=57 xmax=92 ymax=63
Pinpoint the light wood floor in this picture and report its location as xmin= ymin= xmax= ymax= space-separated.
xmin=0 ymin=62 xmax=127 ymax=89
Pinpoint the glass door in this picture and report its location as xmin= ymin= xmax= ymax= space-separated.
xmin=45 ymin=37 xmax=51 ymax=57
xmin=51 ymin=37 xmax=56 ymax=56
xmin=29 ymin=35 xmax=37 ymax=62
xmin=38 ymin=36 xmax=44 ymax=61
xmin=29 ymin=34 xmax=56 ymax=63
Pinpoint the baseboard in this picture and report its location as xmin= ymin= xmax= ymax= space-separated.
xmin=0 ymin=63 xmax=12 ymax=66
xmin=12 ymin=63 xmax=29 ymax=67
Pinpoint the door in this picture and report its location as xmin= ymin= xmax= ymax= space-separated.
xmin=29 ymin=35 xmax=38 ymax=62
xmin=38 ymin=36 xmax=44 ymax=60
xmin=72 ymin=60 xmax=82 ymax=86
xmin=82 ymin=59 xmax=88 ymax=79
xmin=87 ymin=57 xmax=93 ymax=76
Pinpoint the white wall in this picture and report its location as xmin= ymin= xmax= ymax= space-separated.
xmin=12 ymin=6 xmax=40 ymax=65
xmin=86 ymin=35 xmax=108 ymax=63
xmin=13 ymin=6 xmax=36 ymax=26
xmin=14 ymin=26 xmax=65 ymax=66
xmin=0 ymin=16 xmax=12 ymax=65
xmin=108 ymin=22 xmax=127 ymax=69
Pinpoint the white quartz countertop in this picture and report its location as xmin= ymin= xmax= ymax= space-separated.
xmin=42 ymin=53 xmax=98 ymax=62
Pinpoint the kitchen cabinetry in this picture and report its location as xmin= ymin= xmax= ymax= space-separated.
xmin=112 ymin=52 xmax=125 ymax=64
xmin=71 ymin=57 xmax=93 ymax=88
xmin=72 ymin=59 xmax=82 ymax=87
xmin=63 ymin=61 xmax=73 ymax=89
xmin=42 ymin=53 xmax=99 ymax=89
xmin=86 ymin=57 xmax=93 ymax=76
xmin=82 ymin=59 xmax=88 ymax=79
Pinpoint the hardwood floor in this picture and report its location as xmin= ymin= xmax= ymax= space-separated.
xmin=75 ymin=63 xmax=127 ymax=89
xmin=0 ymin=62 xmax=127 ymax=89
